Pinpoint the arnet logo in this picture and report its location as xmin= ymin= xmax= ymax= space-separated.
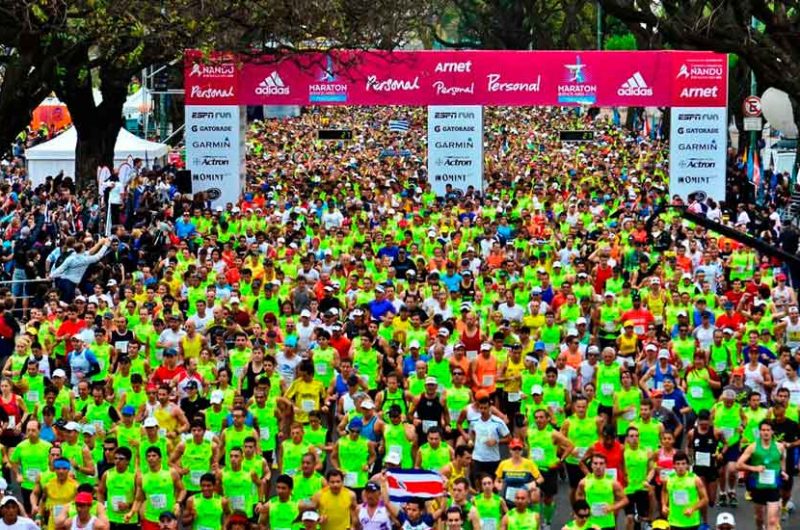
xmin=617 ymin=72 xmax=653 ymax=96
xmin=255 ymin=72 xmax=290 ymax=96
xmin=679 ymin=86 xmax=719 ymax=98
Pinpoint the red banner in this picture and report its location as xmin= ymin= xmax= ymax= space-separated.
xmin=185 ymin=50 xmax=727 ymax=108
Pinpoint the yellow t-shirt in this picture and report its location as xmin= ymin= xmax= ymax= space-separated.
xmin=44 ymin=477 xmax=78 ymax=530
xmin=495 ymin=457 xmax=542 ymax=481
xmin=285 ymin=379 xmax=327 ymax=423
xmin=318 ymin=487 xmax=353 ymax=530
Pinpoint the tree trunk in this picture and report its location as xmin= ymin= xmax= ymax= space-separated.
xmin=55 ymin=47 xmax=128 ymax=191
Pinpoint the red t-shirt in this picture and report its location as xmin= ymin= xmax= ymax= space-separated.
xmin=715 ymin=312 xmax=745 ymax=331
xmin=151 ymin=364 xmax=187 ymax=386
xmin=591 ymin=440 xmax=626 ymax=487
xmin=330 ymin=335 xmax=351 ymax=359
xmin=620 ymin=308 xmax=655 ymax=337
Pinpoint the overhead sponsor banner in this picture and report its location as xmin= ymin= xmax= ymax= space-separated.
xmin=428 ymin=106 xmax=483 ymax=196
xmin=185 ymin=50 xmax=727 ymax=107
xmin=184 ymin=52 xmax=239 ymax=105
xmin=669 ymin=106 xmax=727 ymax=202
xmin=185 ymin=105 xmax=243 ymax=207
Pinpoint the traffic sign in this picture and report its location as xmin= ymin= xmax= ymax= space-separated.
xmin=743 ymin=95 xmax=762 ymax=117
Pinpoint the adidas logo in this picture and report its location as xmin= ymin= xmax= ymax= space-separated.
xmin=617 ymin=72 xmax=653 ymax=96
xmin=255 ymin=72 xmax=290 ymax=96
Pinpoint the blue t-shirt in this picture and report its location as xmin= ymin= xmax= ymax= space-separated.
xmin=368 ymin=299 xmax=396 ymax=321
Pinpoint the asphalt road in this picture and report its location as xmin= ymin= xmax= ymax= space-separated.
xmin=546 ymin=479 xmax=794 ymax=530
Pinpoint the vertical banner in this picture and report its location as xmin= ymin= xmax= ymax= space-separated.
xmin=669 ymin=107 xmax=728 ymax=202
xmin=427 ymin=105 xmax=484 ymax=196
xmin=185 ymin=105 xmax=242 ymax=207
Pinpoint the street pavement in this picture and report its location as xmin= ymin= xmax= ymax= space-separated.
xmin=546 ymin=479 xmax=794 ymax=530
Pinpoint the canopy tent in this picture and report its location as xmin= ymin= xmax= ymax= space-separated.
xmin=26 ymin=127 xmax=169 ymax=187
xmin=123 ymin=87 xmax=153 ymax=119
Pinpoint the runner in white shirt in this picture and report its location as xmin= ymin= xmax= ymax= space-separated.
xmin=0 ymin=497 xmax=37 ymax=530
xmin=469 ymin=396 xmax=511 ymax=479
xmin=357 ymin=482 xmax=393 ymax=530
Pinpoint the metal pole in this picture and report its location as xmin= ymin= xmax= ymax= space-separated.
xmin=596 ymin=1 xmax=604 ymax=50
xmin=142 ymin=66 xmax=150 ymax=140
xmin=750 ymin=17 xmax=761 ymax=205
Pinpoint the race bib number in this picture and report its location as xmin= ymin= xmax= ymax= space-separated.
xmin=230 ymin=495 xmax=245 ymax=510
xmin=190 ymin=470 xmax=204 ymax=486
xmin=422 ymin=420 xmax=438 ymax=433
xmin=606 ymin=468 xmax=618 ymax=481
xmin=689 ymin=386 xmax=704 ymax=398
xmin=25 ymin=391 xmax=38 ymax=403
xmin=590 ymin=503 xmax=608 ymax=517
xmin=624 ymin=410 xmax=636 ymax=421
xmin=114 ymin=341 xmax=129 ymax=353
xmin=315 ymin=363 xmax=328 ymax=375
xmin=601 ymin=383 xmax=614 ymax=396
xmin=111 ymin=496 xmax=126 ymax=511
xmin=715 ymin=362 xmax=726 ymax=371
xmin=720 ymin=427 xmax=734 ymax=440
xmin=25 ymin=468 xmax=40 ymax=483
xmin=259 ymin=427 xmax=270 ymax=440
xmin=301 ymin=399 xmax=315 ymax=412
xmin=695 ymin=452 xmax=711 ymax=467
xmin=660 ymin=469 xmax=674 ymax=481
xmin=482 ymin=375 xmax=494 ymax=387
xmin=758 ymin=469 xmax=776 ymax=486
xmin=531 ymin=448 xmax=544 ymax=461
xmin=634 ymin=325 xmax=645 ymax=335
xmin=663 ymin=399 xmax=675 ymax=410
xmin=672 ymin=489 xmax=689 ymax=506
xmin=548 ymin=401 xmax=560 ymax=412
xmin=149 ymin=493 xmax=167 ymax=510
xmin=505 ymin=486 xmax=522 ymax=502
xmin=54 ymin=505 xmax=65 ymax=519
xmin=481 ymin=518 xmax=497 ymax=530
xmin=576 ymin=447 xmax=587 ymax=458
xmin=507 ymin=392 xmax=521 ymax=403
xmin=344 ymin=472 xmax=358 ymax=487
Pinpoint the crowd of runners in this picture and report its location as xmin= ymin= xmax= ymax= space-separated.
xmin=0 ymin=106 xmax=796 ymax=530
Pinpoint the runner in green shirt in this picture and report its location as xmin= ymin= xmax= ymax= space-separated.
xmin=576 ymin=454 xmax=628 ymax=530
xmin=184 ymin=473 xmax=229 ymax=530
xmin=662 ymin=452 xmax=707 ymax=530
xmin=622 ymin=427 xmax=654 ymax=530
xmin=266 ymin=474 xmax=301 ymax=530
xmin=98 ymin=447 xmax=138 ymax=526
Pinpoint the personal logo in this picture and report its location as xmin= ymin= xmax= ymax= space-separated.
xmin=617 ymin=72 xmax=653 ymax=97
xmin=558 ymin=56 xmax=597 ymax=104
xmin=255 ymin=72 xmax=290 ymax=96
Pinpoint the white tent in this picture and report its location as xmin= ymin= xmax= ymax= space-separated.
xmin=123 ymin=88 xmax=152 ymax=119
xmin=26 ymin=127 xmax=169 ymax=186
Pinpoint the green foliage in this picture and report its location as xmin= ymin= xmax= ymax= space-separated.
xmin=604 ymin=33 xmax=636 ymax=50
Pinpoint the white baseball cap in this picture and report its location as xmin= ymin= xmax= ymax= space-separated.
xmin=716 ymin=512 xmax=735 ymax=527
xmin=52 ymin=369 xmax=66 ymax=379
xmin=300 ymin=309 xmax=311 ymax=318
xmin=210 ymin=390 xmax=224 ymax=404
xmin=143 ymin=417 xmax=159 ymax=428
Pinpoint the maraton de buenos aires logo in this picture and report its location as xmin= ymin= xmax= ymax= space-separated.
xmin=617 ymin=72 xmax=653 ymax=97
xmin=558 ymin=56 xmax=597 ymax=104
xmin=309 ymin=55 xmax=349 ymax=103
xmin=255 ymin=72 xmax=290 ymax=96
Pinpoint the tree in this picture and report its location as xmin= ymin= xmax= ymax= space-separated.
xmin=600 ymin=0 xmax=800 ymax=144
xmin=2 ymin=0 xmax=434 ymax=189
xmin=433 ymin=0 xmax=597 ymax=50
xmin=0 ymin=3 xmax=71 ymax=148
